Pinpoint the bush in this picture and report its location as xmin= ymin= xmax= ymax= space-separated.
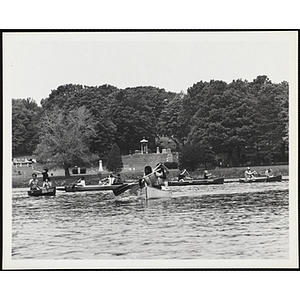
xmin=163 ymin=161 xmax=178 ymax=169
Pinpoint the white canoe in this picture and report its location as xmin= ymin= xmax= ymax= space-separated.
xmin=145 ymin=186 xmax=172 ymax=200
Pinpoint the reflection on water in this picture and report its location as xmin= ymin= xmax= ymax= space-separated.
xmin=12 ymin=182 xmax=289 ymax=259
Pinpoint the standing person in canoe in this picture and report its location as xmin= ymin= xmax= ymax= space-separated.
xmin=34 ymin=168 xmax=50 ymax=184
xmin=28 ymin=173 xmax=40 ymax=190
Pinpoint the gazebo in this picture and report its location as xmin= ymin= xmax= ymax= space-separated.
xmin=140 ymin=137 xmax=148 ymax=154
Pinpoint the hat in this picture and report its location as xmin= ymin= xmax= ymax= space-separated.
xmin=247 ymin=167 xmax=250 ymax=170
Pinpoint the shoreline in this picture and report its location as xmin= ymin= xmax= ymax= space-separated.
xmin=11 ymin=176 xmax=289 ymax=193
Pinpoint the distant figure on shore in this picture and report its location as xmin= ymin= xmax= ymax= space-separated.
xmin=29 ymin=173 xmax=40 ymax=190
xmin=203 ymin=170 xmax=212 ymax=179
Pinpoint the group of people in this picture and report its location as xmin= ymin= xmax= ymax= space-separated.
xmin=99 ymin=174 xmax=123 ymax=186
xmin=177 ymin=169 xmax=212 ymax=182
xmin=244 ymin=167 xmax=274 ymax=179
xmin=28 ymin=168 xmax=52 ymax=190
xmin=140 ymin=163 xmax=169 ymax=190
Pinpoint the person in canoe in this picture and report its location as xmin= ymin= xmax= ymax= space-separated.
xmin=203 ymin=170 xmax=212 ymax=179
xmin=99 ymin=177 xmax=109 ymax=185
xmin=178 ymin=169 xmax=193 ymax=182
xmin=34 ymin=168 xmax=50 ymax=184
xmin=244 ymin=167 xmax=256 ymax=179
xmin=43 ymin=177 xmax=52 ymax=189
xmin=141 ymin=163 xmax=169 ymax=189
xmin=28 ymin=173 xmax=40 ymax=190
xmin=113 ymin=174 xmax=123 ymax=185
xmin=155 ymin=163 xmax=169 ymax=189
xmin=72 ymin=176 xmax=86 ymax=188
xmin=265 ymin=168 xmax=273 ymax=177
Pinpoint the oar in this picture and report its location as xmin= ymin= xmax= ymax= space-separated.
xmin=113 ymin=164 xmax=162 ymax=196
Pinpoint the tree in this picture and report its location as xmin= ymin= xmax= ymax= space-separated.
xmin=106 ymin=143 xmax=123 ymax=173
xmin=157 ymin=92 xmax=190 ymax=149
xmin=110 ymin=90 xmax=156 ymax=154
xmin=179 ymin=142 xmax=216 ymax=171
xmin=12 ymin=98 xmax=41 ymax=156
xmin=34 ymin=106 xmax=96 ymax=176
xmin=41 ymin=84 xmax=118 ymax=158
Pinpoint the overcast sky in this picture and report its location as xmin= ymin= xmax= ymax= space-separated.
xmin=3 ymin=31 xmax=297 ymax=105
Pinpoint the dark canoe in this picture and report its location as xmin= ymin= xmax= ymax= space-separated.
xmin=168 ymin=177 xmax=224 ymax=186
xmin=28 ymin=187 xmax=56 ymax=196
xmin=239 ymin=174 xmax=282 ymax=183
xmin=65 ymin=184 xmax=123 ymax=192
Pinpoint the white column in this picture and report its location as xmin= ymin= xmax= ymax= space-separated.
xmin=99 ymin=160 xmax=103 ymax=172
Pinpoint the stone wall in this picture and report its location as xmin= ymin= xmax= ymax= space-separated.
xmin=122 ymin=151 xmax=178 ymax=171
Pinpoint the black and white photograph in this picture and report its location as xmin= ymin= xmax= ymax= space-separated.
xmin=2 ymin=30 xmax=298 ymax=270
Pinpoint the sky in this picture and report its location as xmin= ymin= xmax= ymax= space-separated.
xmin=3 ymin=31 xmax=297 ymax=105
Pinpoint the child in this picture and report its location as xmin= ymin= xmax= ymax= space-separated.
xmin=43 ymin=178 xmax=52 ymax=189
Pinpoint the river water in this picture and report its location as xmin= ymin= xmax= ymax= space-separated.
xmin=11 ymin=181 xmax=289 ymax=261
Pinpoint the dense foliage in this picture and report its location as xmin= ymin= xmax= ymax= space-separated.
xmin=12 ymin=75 xmax=289 ymax=174
xmin=106 ymin=143 xmax=123 ymax=173
xmin=12 ymin=98 xmax=41 ymax=156
xmin=33 ymin=106 xmax=97 ymax=176
xmin=176 ymin=76 xmax=289 ymax=168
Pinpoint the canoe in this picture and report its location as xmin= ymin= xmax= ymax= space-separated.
xmin=239 ymin=174 xmax=282 ymax=183
xmin=65 ymin=184 xmax=123 ymax=192
xmin=145 ymin=186 xmax=172 ymax=200
xmin=168 ymin=177 xmax=224 ymax=186
xmin=28 ymin=187 xmax=56 ymax=196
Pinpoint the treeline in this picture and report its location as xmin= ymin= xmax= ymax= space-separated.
xmin=12 ymin=75 xmax=289 ymax=173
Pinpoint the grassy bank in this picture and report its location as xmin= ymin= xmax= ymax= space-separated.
xmin=12 ymin=164 xmax=289 ymax=188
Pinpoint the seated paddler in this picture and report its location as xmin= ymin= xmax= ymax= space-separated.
xmin=178 ymin=169 xmax=193 ymax=182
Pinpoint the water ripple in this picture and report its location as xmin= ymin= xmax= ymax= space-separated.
xmin=12 ymin=182 xmax=289 ymax=259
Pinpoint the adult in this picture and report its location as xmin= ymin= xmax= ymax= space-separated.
xmin=178 ymin=169 xmax=193 ymax=182
xmin=143 ymin=166 xmax=157 ymax=187
xmin=41 ymin=168 xmax=50 ymax=182
xmin=113 ymin=174 xmax=123 ymax=185
xmin=72 ymin=177 xmax=86 ymax=188
xmin=108 ymin=174 xmax=115 ymax=185
xmin=203 ymin=170 xmax=212 ymax=179
xmin=265 ymin=168 xmax=273 ymax=177
xmin=29 ymin=173 xmax=40 ymax=190
xmin=35 ymin=167 xmax=50 ymax=183
xmin=244 ymin=167 xmax=255 ymax=179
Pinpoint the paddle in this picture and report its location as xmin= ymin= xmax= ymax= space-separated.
xmin=113 ymin=163 xmax=163 ymax=196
